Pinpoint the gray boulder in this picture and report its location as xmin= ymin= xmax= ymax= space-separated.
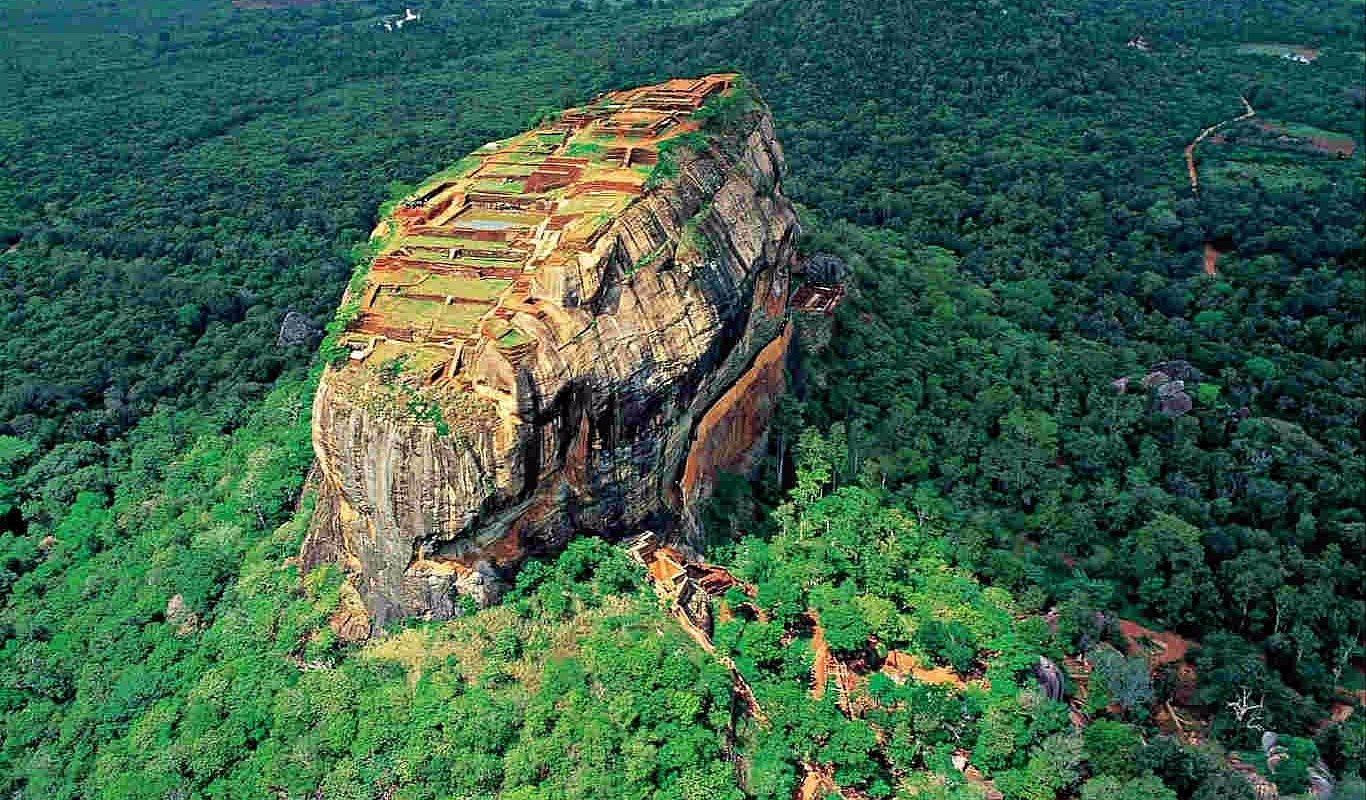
xmin=277 ymin=310 xmax=322 ymax=348
xmin=1160 ymin=391 xmax=1194 ymax=417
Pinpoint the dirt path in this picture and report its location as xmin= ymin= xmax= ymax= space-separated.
xmin=1184 ymin=95 xmax=1256 ymax=195
xmin=1202 ymin=243 xmax=1224 ymax=276
xmin=798 ymin=760 xmax=865 ymax=800
xmin=666 ymin=603 xmax=771 ymax=727
xmin=810 ymin=618 xmax=830 ymax=699
xmin=630 ymin=542 xmax=771 ymax=727
xmin=640 ymin=550 xmax=928 ymax=799
xmin=1185 ymin=96 xmax=1254 ymax=277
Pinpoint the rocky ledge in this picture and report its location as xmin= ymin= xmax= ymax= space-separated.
xmin=300 ymin=75 xmax=799 ymax=633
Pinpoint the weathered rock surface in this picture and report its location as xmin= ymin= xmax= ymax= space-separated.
xmin=300 ymin=77 xmax=799 ymax=632
xmin=277 ymin=309 xmax=321 ymax=347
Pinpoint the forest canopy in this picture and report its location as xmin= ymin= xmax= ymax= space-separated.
xmin=0 ymin=0 xmax=1362 ymax=797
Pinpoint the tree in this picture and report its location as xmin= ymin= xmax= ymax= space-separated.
xmin=0 ymin=435 xmax=35 ymax=523
xmin=1124 ymin=512 xmax=1212 ymax=625
xmin=980 ymin=409 xmax=1060 ymax=506
xmin=818 ymin=600 xmax=870 ymax=656
xmin=1084 ymin=720 xmax=1142 ymax=778
xmin=1080 ymin=775 xmax=1178 ymax=800
xmin=916 ymin=619 xmax=978 ymax=674
xmin=1219 ymin=549 xmax=1282 ymax=634
xmin=1090 ymin=648 xmax=1154 ymax=716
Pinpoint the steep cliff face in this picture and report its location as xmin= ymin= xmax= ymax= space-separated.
xmin=301 ymin=76 xmax=798 ymax=631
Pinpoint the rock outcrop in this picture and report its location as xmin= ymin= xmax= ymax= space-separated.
xmin=277 ymin=309 xmax=322 ymax=348
xmin=300 ymin=76 xmax=799 ymax=632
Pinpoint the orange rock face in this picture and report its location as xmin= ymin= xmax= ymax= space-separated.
xmin=679 ymin=322 xmax=791 ymax=505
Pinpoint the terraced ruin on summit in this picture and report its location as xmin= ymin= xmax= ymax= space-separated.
xmin=336 ymin=74 xmax=739 ymax=412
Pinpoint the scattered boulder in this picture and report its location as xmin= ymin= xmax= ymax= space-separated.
xmin=1141 ymin=362 xmax=1199 ymax=417
xmin=1262 ymin=730 xmax=1291 ymax=774
xmin=277 ymin=310 xmax=321 ymax=348
xmin=1156 ymin=379 xmax=1185 ymax=399
xmin=1267 ymin=748 xmax=1288 ymax=773
xmin=1151 ymin=359 xmax=1201 ymax=382
xmin=1159 ymin=391 xmax=1193 ymax=417
xmin=165 ymin=593 xmax=201 ymax=637
xmin=1307 ymin=761 xmax=1335 ymax=798
xmin=1034 ymin=656 xmax=1065 ymax=701
xmin=1142 ymin=370 xmax=1171 ymax=389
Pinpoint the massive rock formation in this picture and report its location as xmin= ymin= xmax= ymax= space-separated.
xmin=301 ymin=75 xmax=798 ymax=632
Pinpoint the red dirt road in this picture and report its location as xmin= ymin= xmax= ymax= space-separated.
xmin=1185 ymin=96 xmax=1256 ymax=194
xmin=1203 ymin=243 xmax=1223 ymax=276
xmin=1119 ymin=619 xmax=1192 ymax=665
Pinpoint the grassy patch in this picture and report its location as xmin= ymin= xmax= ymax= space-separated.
xmin=677 ymin=204 xmax=714 ymax=262
xmin=454 ymin=256 xmax=519 ymax=268
xmin=362 ymin=592 xmax=647 ymax=691
xmin=420 ymin=275 xmax=512 ymax=301
xmin=420 ymin=156 xmax=482 ymax=188
xmin=1222 ymin=120 xmax=1357 ymax=157
xmin=1235 ymin=42 xmax=1319 ymax=60
xmin=498 ymin=327 xmax=532 ymax=347
xmin=564 ymin=141 xmax=605 ymax=158
xmin=482 ymin=163 xmax=537 ymax=178
xmin=643 ymin=133 xmax=709 ymax=190
xmin=1268 ymin=119 xmax=1353 ymax=143
xmin=1205 ymin=159 xmax=1330 ymax=191
xmin=471 ymin=178 xmax=525 ymax=193
xmin=661 ymin=130 xmax=710 ymax=153
xmin=374 ymin=296 xmax=488 ymax=332
xmin=628 ymin=242 xmax=668 ymax=276
xmin=497 ymin=152 xmax=548 ymax=165
xmin=404 ymin=233 xmax=481 ymax=248
xmin=644 ymin=151 xmax=680 ymax=189
xmin=691 ymin=77 xmax=758 ymax=131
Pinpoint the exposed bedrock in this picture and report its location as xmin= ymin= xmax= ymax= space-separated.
xmin=301 ymin=94 xmax=798 ymax=632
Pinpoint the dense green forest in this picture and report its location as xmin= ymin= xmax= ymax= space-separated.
xmin=1 ymin=0 xmax=1362 ymax=797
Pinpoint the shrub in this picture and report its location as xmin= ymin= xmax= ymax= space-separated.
xmin=1084 ymin=720 xmax=1142 ymax=778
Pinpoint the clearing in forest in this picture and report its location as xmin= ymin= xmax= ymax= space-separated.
xmin=1202 ymin=159 xmax=1331 ymax=191
xmin=1249 ymin=119 xmax=1357 ymax=157
xmin=232 ymin=0 xmax=334 ymax=8
xmin=1196 ymin=116 xmax=1357 ymax=196
xmin=1234 ymin=43 xmax=1320 ymax=62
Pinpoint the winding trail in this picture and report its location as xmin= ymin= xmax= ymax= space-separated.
xmin=631 ymin=542 xmax=770 ymax=727
xmin=670 ymin=608 xmax=771 ymax=727
xmin=1184 ymin=96 xmax=1255 ymax=276
xmin=1184 ymin=95 xmax=1256 ymax=195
